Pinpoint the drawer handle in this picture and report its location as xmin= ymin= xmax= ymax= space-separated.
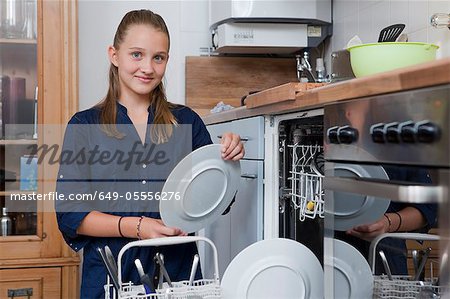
xmin=8 ymin=288 xmax=33 ymax=299
xmin=217 ymin=135 xmax=250 ymax=142
xmin=241 ymin=173 xmax=257 ymax=179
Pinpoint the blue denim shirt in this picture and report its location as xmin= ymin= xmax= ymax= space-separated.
xmin=56 ymin=103 xmax=212 ymax=298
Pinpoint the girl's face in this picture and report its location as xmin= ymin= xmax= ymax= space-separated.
xmin=109 ymin=24 xmax=169 ymax=101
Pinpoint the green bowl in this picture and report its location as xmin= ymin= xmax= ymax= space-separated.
xmin=347 ymin=42 xmax=439 ymax=77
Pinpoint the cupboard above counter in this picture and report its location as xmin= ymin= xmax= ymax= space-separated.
xmin=201 ymin=57 xmax=450 ymax=125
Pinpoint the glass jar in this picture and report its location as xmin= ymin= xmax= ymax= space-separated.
xmin=0 ymin=0 xmax=27 ymax=39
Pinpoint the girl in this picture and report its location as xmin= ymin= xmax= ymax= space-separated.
xmin=56 ymin=9 xmax=244 ymax=298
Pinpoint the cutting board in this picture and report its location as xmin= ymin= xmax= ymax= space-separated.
xmin=185 ymin=56 xmax=298 ymax=116
xmin=245 ymin=82 xmax=327 ymax=108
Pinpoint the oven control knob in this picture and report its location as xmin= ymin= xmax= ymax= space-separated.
xmin=370 ymin=123 xmax=385 ymax=143
xmin=417 ymin=121 xmax=440 ymax=143
xmin=327 ymin=126 xmax=339 ymax=144
xmin=399 ymin=121 xmax=416 ymax=143
xmin=385 ymin=122 xmax=400 ymax=143
xmin=337 ymin=126 xmax=358 ymax=144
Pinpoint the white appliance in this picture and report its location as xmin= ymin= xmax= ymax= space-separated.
xmin=209 ymin=0 xmax=332 ymax=54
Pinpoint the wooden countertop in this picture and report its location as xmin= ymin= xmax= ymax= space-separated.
xmin=202 ymin=57 xmax=450 ymax=125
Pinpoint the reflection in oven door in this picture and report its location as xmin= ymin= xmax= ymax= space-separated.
xmin=324 ymin=84 xmax=449 ymax=298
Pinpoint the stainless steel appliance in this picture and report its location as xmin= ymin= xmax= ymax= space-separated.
xmin=323 ymin=84 xmax=450 ymax=297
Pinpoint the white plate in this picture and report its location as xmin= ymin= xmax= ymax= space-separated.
xmin=221 ymin=238 xmax=323 ymax=299
xmin=325 ymin=164 xmax=390 ymax=231
xmin=160 ymin=144 xmax=240 ymax=233
xmin=325 ymin=238 xmax=373 ymax=299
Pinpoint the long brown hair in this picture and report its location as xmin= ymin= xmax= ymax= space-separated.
xmin=96 ymin=9 xmax=177 ymax=143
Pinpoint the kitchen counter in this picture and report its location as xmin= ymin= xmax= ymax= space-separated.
xmin=202 ymin=57 xmax=450 ymax=125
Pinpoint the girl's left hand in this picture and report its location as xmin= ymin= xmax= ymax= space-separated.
xmin=346 ymin=216 xmax=389 ymax=242
xmin=220 ymin=132 xmax=245 ymax=161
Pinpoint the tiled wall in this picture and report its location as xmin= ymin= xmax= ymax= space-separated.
xmin=79 ymin=1 xmax=449 ymax=109
xmin=330 ymin=0 xmax=450 ymax=58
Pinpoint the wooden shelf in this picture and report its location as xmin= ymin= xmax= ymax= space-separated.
xmin=0 ymin=38 xmax=37 ymax=45
xmin=0 ymin=139 xmax=38 ymax=145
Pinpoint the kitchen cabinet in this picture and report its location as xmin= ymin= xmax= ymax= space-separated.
xmin=199 ymin=116 xmax=264 ymax=278
xmin=0 ymin=267 xmax=61 ymax=299
xmin=0 ymin=1 xmax=79 ymax=298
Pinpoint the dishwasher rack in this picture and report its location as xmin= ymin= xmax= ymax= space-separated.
xmin=370 ymin=233 xmax=448 ymax=299
xmin=288 ymin=144 xmax=324 ymax=221
xmin=104 ymin=236 xmax=221 ymax=299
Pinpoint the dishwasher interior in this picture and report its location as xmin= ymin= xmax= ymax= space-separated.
xmin=278 ymin=114 xmax=324 ymax=264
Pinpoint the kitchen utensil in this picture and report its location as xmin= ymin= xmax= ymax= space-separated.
xmin=155 ymin=252 xmax=173 ymax=287
xmin=97 ymin=247 xmax=120 ymax=291
xmin=134 ymin=258 xmax=154 ymax=294
xmin=325 ymin=238 xmax=373 ymax=298
xmin=222 ymin=238 xmax=324 ymax=299
xmin=378 ymin=24 xmax=405 ymax=42
xmin=152 ymin=253 xmax=162 ymax=289
xmin=396 ymin=33 xmax=408 ymax=42
xmin=414 ymin=247 xmax=432 ymax=281
xmin=160 ymin=144 xmax=240 ymax=233
xmin=379 ymin=250 xmax=393 ymax=280
xmin=347 ymin=42 xmax=439 ymax=77
xmin=412 ymin=249 xmax=419 ymax=278
xmin=104 ymin=245 xmax=118 ymax=277
xmin=188 ymin=254 xmax=200 ymax=286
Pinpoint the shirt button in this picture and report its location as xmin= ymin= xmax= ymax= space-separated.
xmin=60 ymin=174 xmax=64 ymax=179
xmin=142 ymin=164 xmax=147 ymax=169
xmin=142 ymin=180 xmax=146 ymax=185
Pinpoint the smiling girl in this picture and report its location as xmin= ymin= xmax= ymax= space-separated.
xmin=56 ymin=9 xmax=244 ymax=298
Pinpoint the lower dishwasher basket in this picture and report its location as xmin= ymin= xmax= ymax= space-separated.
xmin=104 ymin=236 xmax=221 ymax=299
xmin=370 ymin=233 xmax=447 ymax=299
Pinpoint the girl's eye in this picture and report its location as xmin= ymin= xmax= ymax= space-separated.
xmin=131 ymin=52 xmax=142 ymax=59
xmin=154 ymin=55 xmax=166 ymax=63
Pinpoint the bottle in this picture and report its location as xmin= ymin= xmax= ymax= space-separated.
xmin=1 ymin=207 xmax=12 ymax=236
xmin=316 ymin=58 xmax=326 ymax=83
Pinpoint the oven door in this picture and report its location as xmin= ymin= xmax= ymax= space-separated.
xmin=323 ymin=162 xmax=448 ymax=298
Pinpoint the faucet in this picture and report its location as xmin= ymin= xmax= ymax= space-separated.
xmin=296 ymin=51 xmax=317 ymax=83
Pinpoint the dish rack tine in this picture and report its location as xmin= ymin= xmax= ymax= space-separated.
xmin=116 ymin=236 xmax=220 ymax=292
xmin=369 ymin=233 xmax=440 ymax=274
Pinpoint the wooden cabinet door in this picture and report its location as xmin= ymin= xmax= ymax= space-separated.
xmin=0 ymin=267 xmax=61 ymax=299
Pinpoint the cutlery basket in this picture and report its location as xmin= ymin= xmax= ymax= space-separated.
xmin=104 ymin=236 xmax=221 ymax=299
xmin=370 ymin=233 xmax=447 ymax=298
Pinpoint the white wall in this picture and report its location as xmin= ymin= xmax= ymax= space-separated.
xmin=329 ymin=0 xmax=450 ymax=57
xmin=78 ymin=0 xmax=210 ymax=110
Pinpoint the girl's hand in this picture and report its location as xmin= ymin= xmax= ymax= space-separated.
xmin=346 ymin=216 xmax=389 ymax=242
xmin=220 ymin=132 xmax=245 ymax=161
xmin=139 ymin=217 xmax=186 ymax=239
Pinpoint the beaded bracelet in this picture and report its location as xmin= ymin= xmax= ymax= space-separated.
xmin=394 ymin=211 xmax=402 ymax=232
xmin=118 ymin=216 xmax=125 ymax=238
xmin=384 ymin=213 xmax=392 ymax=232
xmin=136 ymin=216 xmax=144 ymax=240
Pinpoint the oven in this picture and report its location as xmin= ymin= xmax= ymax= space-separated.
xmin=323 ymin=84 xmax=450 ymax=298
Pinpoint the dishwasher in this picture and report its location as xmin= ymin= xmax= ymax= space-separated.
xmin=271 ymin=109 xmax=325 ymax=264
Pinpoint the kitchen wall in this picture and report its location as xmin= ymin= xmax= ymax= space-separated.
xmin=78 ymin=0 xmax=210 ymax=110
xmin=79 ymin=1 xmax=450 ymax=110
xmin=329 ymin=0 xmax=450 ymax=57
